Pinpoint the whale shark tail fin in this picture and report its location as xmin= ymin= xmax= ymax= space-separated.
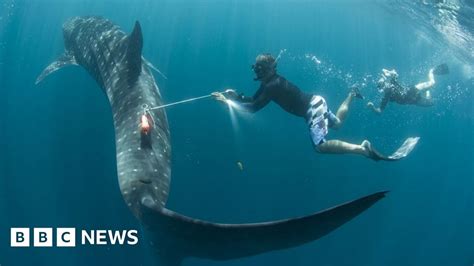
xmin=35 ymin=54 xmax=78 ymax=84
xmin=125 ymin=21 xmax=143 ymax=84
xmin=142 ymin=191 xmax=387 ymax=264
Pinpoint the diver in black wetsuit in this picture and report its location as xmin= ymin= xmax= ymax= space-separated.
xmin=213 ymin=53 xmax=388 ymax=161
xmin=367 ymin=65 xmax=449 ymax=114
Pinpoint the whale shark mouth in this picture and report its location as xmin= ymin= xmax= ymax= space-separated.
xmin=139 ymin=179 xmax=152 ymax=184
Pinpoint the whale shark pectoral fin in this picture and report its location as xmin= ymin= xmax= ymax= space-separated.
xmin=35 ymin=54 xmax=78 ymax=84
xmin=125 ymin=21 xmax=143 ymax=84
xmin=141 ymin=191 xmax=388 ymax=262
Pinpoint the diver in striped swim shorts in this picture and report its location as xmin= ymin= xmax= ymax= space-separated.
xmin=213 ymin=53 xmax=387 ymax=161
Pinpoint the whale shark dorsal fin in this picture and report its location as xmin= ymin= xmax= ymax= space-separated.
xmin=125 ymin=21 xmax=143 ymax=83
xmin=35 ymin=53 xmax=78 ymax=85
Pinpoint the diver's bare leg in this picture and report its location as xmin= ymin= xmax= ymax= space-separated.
xmin=316 ymin=140 xmax=369 ymax=157
xmin=416 ymin=91 xmax=435 ymax=107
xmin=333 ymin=92 xmax=356 ymax=129
xmin=425 ymin=90 xmax=431 ymax=98
xmin=415 ymin=69 xmax=435 ymax=91
xmin=316 ymin=140 xmax=384 ymax=161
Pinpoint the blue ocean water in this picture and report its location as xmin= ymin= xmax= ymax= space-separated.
xmin=0 ymin=0 xmax=473 ymax=266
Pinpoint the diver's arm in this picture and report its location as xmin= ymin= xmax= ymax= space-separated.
xmin=367 ymin=102 xmax=382 ymax=114
xmin=235 ymin=93 xmax=255 ymax=103
xmin=233 ymin=87 xmax=271 ymax=113
xmin=368 ymin=94 xmax=388 ymax=114
xmin=380 ymin=95 xmax=389 ymax=111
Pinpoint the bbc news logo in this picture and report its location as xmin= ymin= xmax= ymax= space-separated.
xmin=11 ymin=228 xmax=139 ymax=247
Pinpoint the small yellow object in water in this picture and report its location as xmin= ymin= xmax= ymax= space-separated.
xmin=236 ymin=161 xmax=244 ymax=171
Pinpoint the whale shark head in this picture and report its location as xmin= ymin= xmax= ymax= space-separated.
xmin=62 ymin=17 xmax=87 ymax=52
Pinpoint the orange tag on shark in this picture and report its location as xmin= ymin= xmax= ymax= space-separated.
xmin=141 ymin=114 xmax=151 ymax=134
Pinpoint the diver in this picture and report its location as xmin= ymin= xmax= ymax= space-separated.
xmin=367 ymin=64 xmax=449 ymax=114
xmin=213 ymin=53 xmax=396 ymax=161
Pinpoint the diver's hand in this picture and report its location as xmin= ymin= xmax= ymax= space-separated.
xmin=223 ymin=89 xmax=239 ymax=100
xmin=212 ymin=92 xmax=228 ymax=103
xmin=367 ymin=102 xmax=382 ymax=114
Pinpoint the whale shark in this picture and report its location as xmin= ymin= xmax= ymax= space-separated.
xmin=36 ymin=16 xmax=387 ymax=266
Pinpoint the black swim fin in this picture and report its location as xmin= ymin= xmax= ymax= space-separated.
xmin=351 ymin=86 xmax=364 ymax=100
xmin=433 ymin=63 xmax=449 ymax=75
xmin=367 ymin=145 xmax=390 ymax=161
